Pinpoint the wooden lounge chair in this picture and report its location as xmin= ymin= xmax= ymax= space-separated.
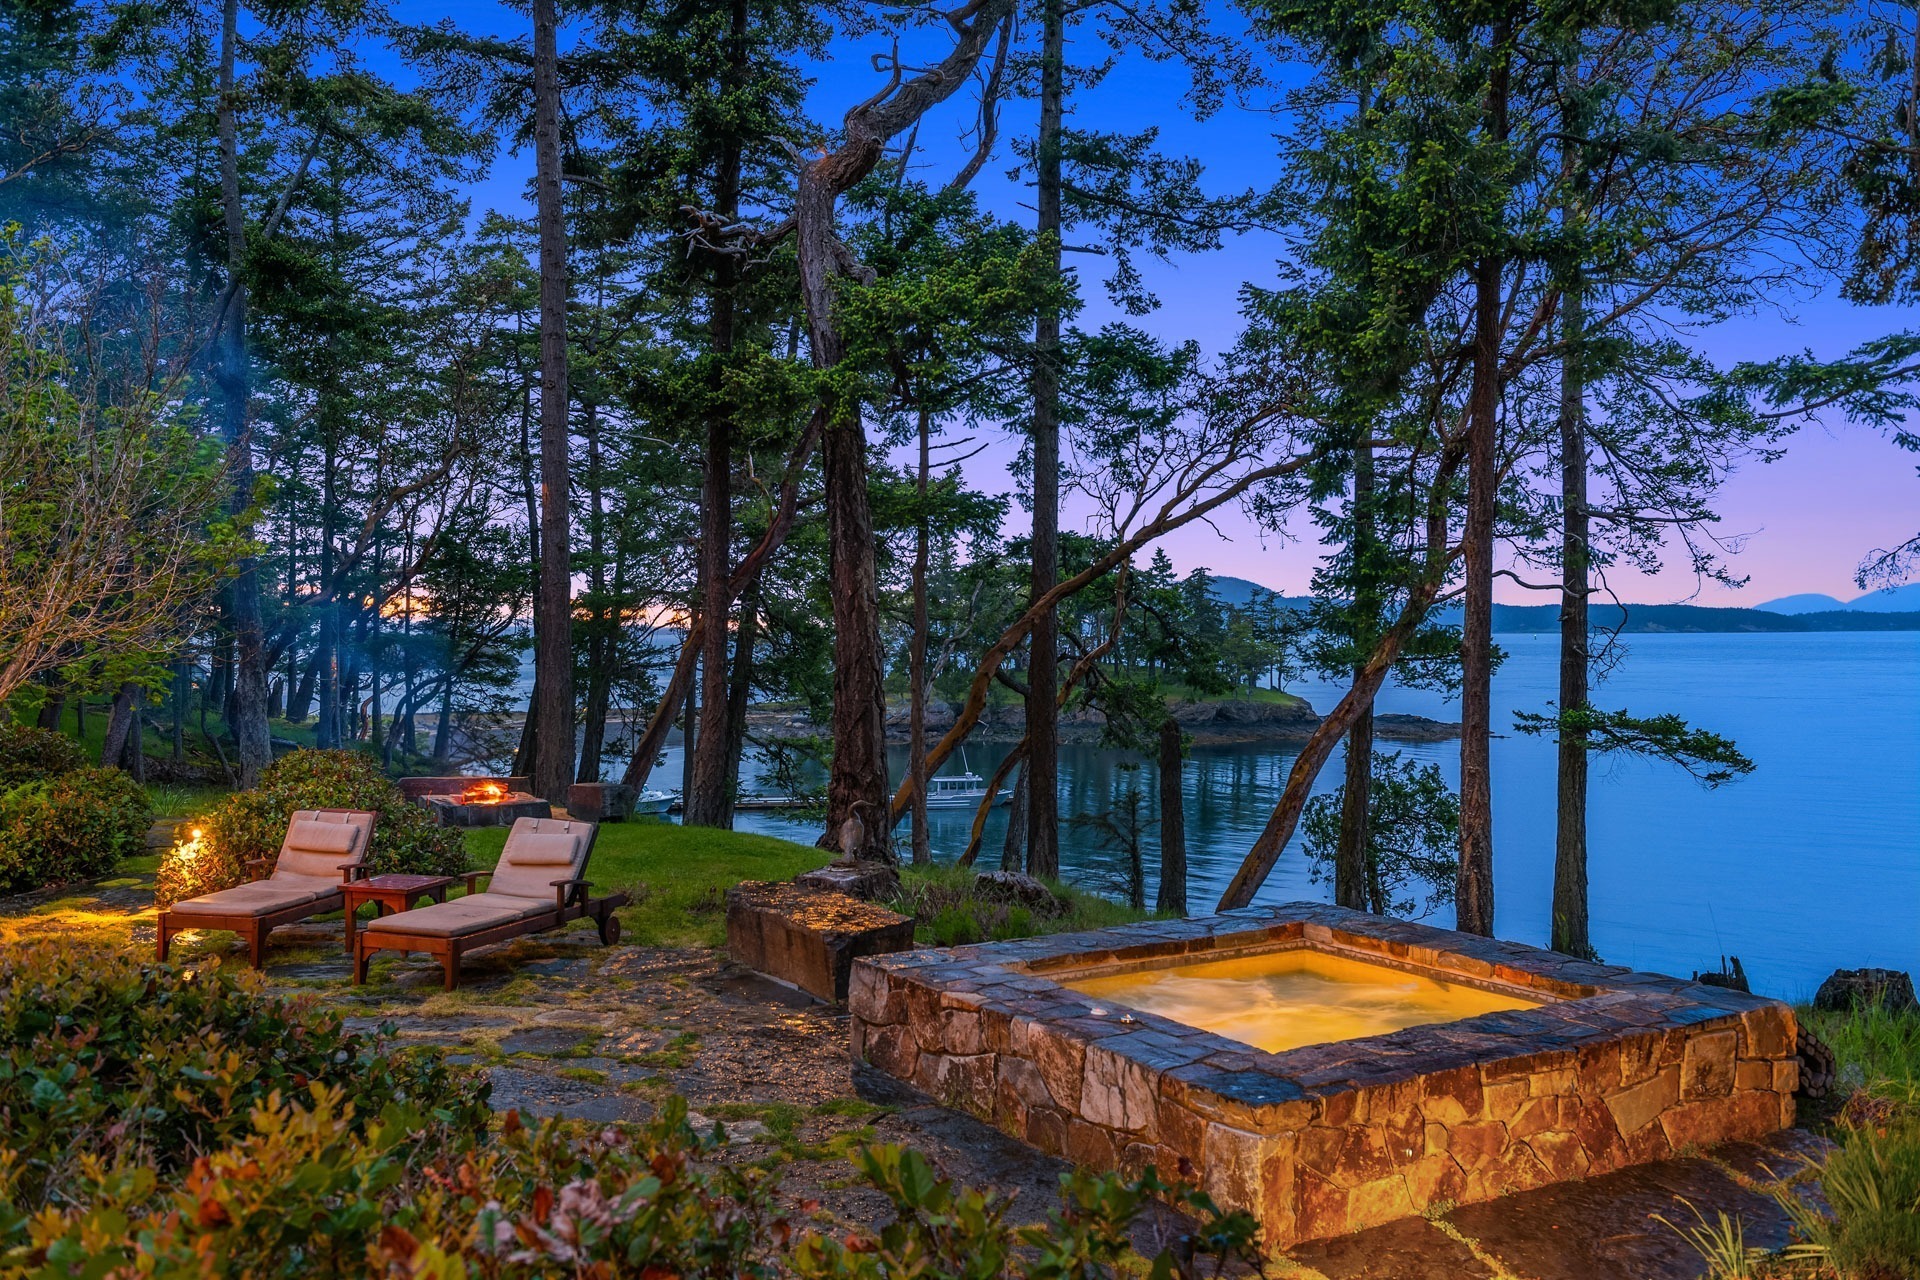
xmin=352 ymin=816 xmax=626 ymax=990
xmin=157 ymin=808 xmax=378 ymax=968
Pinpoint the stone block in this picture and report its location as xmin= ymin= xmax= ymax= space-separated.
xmin=725 ymin=881 xmax=914 ymax=1003
xmin=1066 ymin=1117 xmax=1120 ymax=1171
xmin=1082 ymin=1042 xmax=1160 ymax=1134
xmin=1681 ymin=1029 xmax=1738 ymax=1099
xmin=794 ymin=860 xmax=903 ymax=901
xmin=1606 ymin=1064 xmax=1680 ymax=1136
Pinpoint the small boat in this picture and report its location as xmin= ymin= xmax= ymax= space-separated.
xmin=632 ymin=790 xmax=675 ymax=817
xmin=923 ymin=770 xmax=1009 ymax=810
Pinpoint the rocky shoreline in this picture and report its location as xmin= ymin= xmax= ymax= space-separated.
xmin=750 ymin=694 xmax=1461 ymax=747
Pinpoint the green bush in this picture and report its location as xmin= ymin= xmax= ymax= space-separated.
xmin=0 ymin=942 xmax=490 ymax=1213
xmin=1775 ymin=1119 xmax=1920 ymax=1279
xmin=0 ymin=765 xmax=150 ymax=894
xmin=2 ymin=1097 xmax=1258 ymax=1278
xmin=154 ymin=749 xmax=466 ymax=907
xmin=0 ymin=723 xmax=83 ymax=789
xmin=0 ymin=941 xmax=1259 ymax=1277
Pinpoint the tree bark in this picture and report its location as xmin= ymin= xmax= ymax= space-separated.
xmin=577 ymin=398 xmax=611 ymax=783
xmin=530 ymin=0 xmax=575 ymax=804
xmin=1334 ymin=417 xmax=1377 ymax=911
xmin=1456 ymin=26 xmax=1510 ymax=939
xmin=1156 ymin=717 xmax=1187 ymax=915
xmin=1553 ymin=205 xmax=1591 ymax=957
xmin=1025 ymin=0 xmax=1065 ymax=880
xmin=101 ymin=683 xmax=138 ymax=769
xmin=685 ymin=0 xmax=750 ymax=828
xmin=680 ymin=655 xmax=698 ymax=801
xmin=214 ymin=0 xmax=271 ymax=787
xmin=1000 ymin=767 xmax=1029 ymax=871
xmin=790 ymin=0 xmax=1016 ymax=863
xmin=721 ymin=574 xmax=760 ymax=823
xmin=910 ymin=405 xmax=933 ymax=864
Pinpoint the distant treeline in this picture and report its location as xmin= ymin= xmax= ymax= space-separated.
xmin=1207 ymin=578 xmax=1920 ymax=633
xmin=1466 ymin=605 xmax=1920 ymax=633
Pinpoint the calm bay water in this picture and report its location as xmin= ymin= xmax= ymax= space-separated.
xmin=670 ymin=632 xmax=1918 ymax=999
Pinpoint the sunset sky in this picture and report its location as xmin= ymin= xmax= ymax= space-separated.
xmin=387 ymin=1 xmax=1920 ymax=605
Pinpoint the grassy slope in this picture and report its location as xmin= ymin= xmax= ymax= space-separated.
xmin=460 ymin=820 xmax=1154 ymax=950
xmin=462 ymin=819 xmax=832 ymax=948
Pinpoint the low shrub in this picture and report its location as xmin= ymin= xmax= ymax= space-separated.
xmin=0 ymin=765 xmax=150 ymax=894
xmin=887 ymin=864 xmax=1151 ymax=947
xmin=0 ymin=942 xmax=490 ymax=1211
xmin=0 ymin=723 xmax=83 ymax=789
xmin=2 ymin=1097 xmax=1258 ymax=1278
xmin=154 ymin=748 xmax=466 ymax=907
xmin=1773 ymin=1119 xmax=1920 ymax=1279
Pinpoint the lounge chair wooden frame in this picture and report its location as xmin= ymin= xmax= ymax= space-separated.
xmin=156 ymin=808 xmax=378 ymax=968
xmin=352 ymin=823 xmax=627 ymax=990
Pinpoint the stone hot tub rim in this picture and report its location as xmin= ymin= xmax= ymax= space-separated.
xmin=847 ymin=902 xmax=1798 ymax=1254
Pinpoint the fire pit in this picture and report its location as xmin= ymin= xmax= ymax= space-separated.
xmin=401 ymin=775 xmax=553 ymax=828
xmin=850 ymin=902 xmax=1796 ymax=1253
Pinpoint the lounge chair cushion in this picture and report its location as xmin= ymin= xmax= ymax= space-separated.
xmin=274 ymin=815 xmax=369 ymax=884
xmin=486 ymin=832 xmax=583 ymax=901
xmin=359 ymin=892 xmax=551 ymax=939
xmin=169 ymin=879 xmax=340 ymax=918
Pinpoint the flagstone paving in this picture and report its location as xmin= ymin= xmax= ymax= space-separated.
xmin=3 ymin=869 xmax=1828 ymax=1279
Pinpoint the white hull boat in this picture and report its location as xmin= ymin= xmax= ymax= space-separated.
xmin=922 ymin=771 xmax=1008 ymax=811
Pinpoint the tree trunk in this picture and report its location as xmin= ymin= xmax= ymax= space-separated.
xmin=214 ymin=0 xmax=271 ymax=787
xmin=799 ymin=162 xmax=892 ymax=863
xmin=101 ymin=683 xmax=138 ymax=769
xmin=1156 ymin=716 xmax=1187 ymax=915
xmin=1553 ymin=252 xmax=1591 ymax=957
xmin=577 ymin=398 xmax=611 ymax=784
xmin=721 ymin=574 xmax=760 ymax=824
xmin=1025 ymin=0 xmax=1065 ymax=880
xmin=35 ymin=680 xmax=64 ymax=731
xmin=679 ymin=659 xmax=698 ymax=801
xmin=128 ymin=693 xmax=145 ymax=782
xmin=686 ymin=0 xmax=749 ymax=828
xmin=909 ymin=405 xmax=933 ymax=864
xmin=513 ymin=371 xmax=542 ymax=781
xmin=530 ymin=0 xmax=575 ymax=803
xmin=781 ymin=0 xmax=1013 ymax=851
xmin=1455 ymin=28 xmax=1509 ymax=939
xmin=1335 ymin=416 xmax=1377 ymax=911
xmin=1000 ymin=767 xmax=1029 ymax=871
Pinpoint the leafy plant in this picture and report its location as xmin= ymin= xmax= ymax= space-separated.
xmin=1303 ymin=750 xmax=1459 ymax=918
xmin=0 ymin=943 xmax=489 ymax=1212
xmin=0 ymin=723 xmax=82 ymax=788
xmin=0 ymin=764 xmax=149 ymax=893
xmin=154 ymin=748 xmax=465 ymax=907
xmin=1773 ymin=1120 xmax=1920 ymax=1280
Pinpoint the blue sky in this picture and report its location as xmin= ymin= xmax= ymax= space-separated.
xmin=380 ymin=0 xmax=1920 ymax=605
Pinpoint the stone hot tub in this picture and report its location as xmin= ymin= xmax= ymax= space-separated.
xmin=849 ymin=903 xmax=1796 ymax=1252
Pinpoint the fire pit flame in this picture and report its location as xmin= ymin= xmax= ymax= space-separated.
xmin=459 ymin=779 xmax=509 ymax=805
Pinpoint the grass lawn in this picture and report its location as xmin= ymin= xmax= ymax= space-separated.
xmin=459 ymin=819 xmax=1153 ymax=950
xmin=461 ymin=818 xmax=832 ymax=948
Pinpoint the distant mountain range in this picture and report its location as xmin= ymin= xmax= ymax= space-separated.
xmin=1202 ymin=575 xmax=1920 ymax=632
xmin=1754 ymin=584 xmax=1920 ymax=614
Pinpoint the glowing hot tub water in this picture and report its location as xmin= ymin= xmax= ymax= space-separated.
xmin=850 ymin=903 xmax=1799 ymax=1254
xmin=1062 ymin=948 xmax=1540 ymax=1055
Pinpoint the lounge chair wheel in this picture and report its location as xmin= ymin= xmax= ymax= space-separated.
xmin=598 ymin=913 xmax=620 ymax=945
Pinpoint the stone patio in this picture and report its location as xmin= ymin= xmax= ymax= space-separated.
xmin=0 ymin=872 xmax=1830 ymax=1278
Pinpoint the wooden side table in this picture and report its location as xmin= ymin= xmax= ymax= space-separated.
xmin=342 ymin=874 xmax=456 ymax=950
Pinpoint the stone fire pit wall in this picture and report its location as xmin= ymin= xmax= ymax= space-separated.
xmin=849 ymin=903 xmax=1796 ymax=1253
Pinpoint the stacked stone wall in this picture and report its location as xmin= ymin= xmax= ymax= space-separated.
xmin=850 ymin=904 xmax=1795 ymax=1251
